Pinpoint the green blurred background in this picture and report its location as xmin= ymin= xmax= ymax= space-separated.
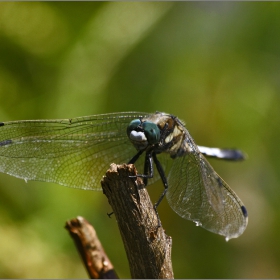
xmin=0 ymin=2 xmax=279 ymax=278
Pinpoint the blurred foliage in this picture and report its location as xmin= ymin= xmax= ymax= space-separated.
xmin=0 ymin=2 xmax=280 ymax=278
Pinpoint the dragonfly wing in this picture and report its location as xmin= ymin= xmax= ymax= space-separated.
xmin=0 ymin=112 xmax=149 ymax=190
xmin=166 ymin=152 xmax=248 ymax=239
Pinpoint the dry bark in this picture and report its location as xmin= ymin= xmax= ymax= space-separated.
xmin=101 ymin=163 xmax=173 ymax=279
xmin=65 ymin=216 xmax=118 ymax=279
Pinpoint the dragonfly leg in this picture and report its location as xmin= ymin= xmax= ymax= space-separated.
xmin=128 ymin=151 xmax=167 ymax=228
xmin=152 ymin=153 xmax=169 ymax=228
xmin=142 ymin=152 xmax=153 ymax=186
xmin=128 ymin=150 xmax=144 ymax=164
xmin=107 ymin=212 xmax=114 ymax=218
xmin=128 ymin=152 xmax=154 ymax=185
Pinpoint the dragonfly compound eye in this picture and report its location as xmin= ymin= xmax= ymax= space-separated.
xmin=142 ymin=121 xmax=160 ymax=145
xmin=127 ymin=119 xmax=141 ymax=136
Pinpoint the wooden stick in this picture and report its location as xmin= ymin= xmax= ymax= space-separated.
xmin=101 ymin=163 xmax=173 ymax=279
xmin=65 ymin=216 xmax=118 ymax=279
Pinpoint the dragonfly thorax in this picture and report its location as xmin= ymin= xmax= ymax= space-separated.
xmin=142 ymin=112 xmax=190 ymax=158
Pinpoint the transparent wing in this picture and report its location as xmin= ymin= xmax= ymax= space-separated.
xmin=166 ymin=151 xmax=248 ymax=240
xmin=0 ymin=112 xmax=151 ymax=190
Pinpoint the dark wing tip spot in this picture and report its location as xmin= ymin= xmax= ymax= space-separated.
xmin=232 ymin=150 xmax=246 ymax=161
xmin=241 ymin=205 xmax=248 ymax=218
xmin=221 ymin=149 xmax=246 ymax=161
xmin=0 ymin=122 xmax=4 ymax=127
xmin=0 ymin=139 xmax=13 ymax=146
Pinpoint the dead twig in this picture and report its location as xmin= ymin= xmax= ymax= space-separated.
xmin=101 ymin=163 xmax=173 ymax=279
xmin=65 ymin=216 xmax=118 ymax=279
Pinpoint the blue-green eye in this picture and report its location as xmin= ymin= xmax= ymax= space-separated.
xmin=127 ymin=119 xmax=141 ymax=136
xmin=143 ymin=121 xmax=160 ymax=145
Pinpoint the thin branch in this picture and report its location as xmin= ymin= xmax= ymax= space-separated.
xmin=101 ymin=163 xmax=173 ymax=279
xmin=65 ymin=216 xmax=118 ymax=279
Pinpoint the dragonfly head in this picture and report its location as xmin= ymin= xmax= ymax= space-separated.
xmin=127 ymin=119 xmax=160 ymax=151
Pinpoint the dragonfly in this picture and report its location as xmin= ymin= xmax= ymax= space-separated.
xmin=0 ymin=111 xmax=248 ymax=240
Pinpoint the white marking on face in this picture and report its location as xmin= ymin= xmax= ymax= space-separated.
xmin=129 ymin=131 xmax=147 ymax=142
